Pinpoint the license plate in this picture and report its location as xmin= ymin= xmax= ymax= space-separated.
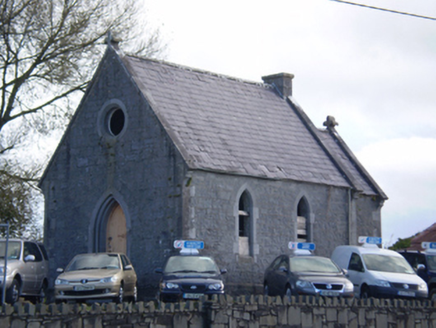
xmin=74 ymin=285 xmax=95 ymax=291
xmin=398 ymin=291 xmax=415 ymax=297
xmin=320 ymin=291 xmax=340 ymax=297
xmin=183 ymin=293 xmax=203 ymax=299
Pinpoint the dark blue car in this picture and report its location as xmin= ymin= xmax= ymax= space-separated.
xmin=263 ymin=253 xmax=354 ymax=298
xmin=155 ymin=253 xmax=226 ymax=302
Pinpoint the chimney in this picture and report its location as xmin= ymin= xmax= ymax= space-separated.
xmin=262 ymin=73 xmax=294 ymax=98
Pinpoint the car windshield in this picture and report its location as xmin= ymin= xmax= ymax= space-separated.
xmin=426 ymin=255 xmax=436 ymax=271
xmin=0 ymin=241 xmax=21 ymax=260
xmin=362 ymin=254 xmax=414 ymax=274
xmin=289 ymin=256 xmax=341 ymax=273
xmin=164 ymin=256 xmax=219 ymax=274
xmin=66 ymin=253 xmax=120 ymax=271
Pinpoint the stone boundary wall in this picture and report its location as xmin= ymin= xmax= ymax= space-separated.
xmin=1 ymin=295 xmax=436 ymax=328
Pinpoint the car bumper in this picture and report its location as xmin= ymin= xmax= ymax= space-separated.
xmin=159 ymin=290 xmax=225 ymax=302
xmin=296 ymin=289 xmax=354 ymax=298
xmin=55 ymin=284 xmax=121 ymax=301
xmin=368 ymin=286 xmax=428 ymax=299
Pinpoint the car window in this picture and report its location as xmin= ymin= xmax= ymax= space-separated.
xmin=164 ymin=256 xmax=219 ymax=274
xmin=0 ymin=241 xmax=21 ymax=260
xmin=24 ymin=242 xmax=43 ymax=262
xmin=278 ymin=257 xmax=288 ymax=271
xmin=289 ymin=256 xmax=341 ymax=273
xmin=121 ymin=254 xmax=131 ymax=269
xmin=37 ymin=244 xmax=49 ymax=261
xmin=67 ymin=253 xmax=120 ymax=271
xmin=362 ymin=254 xmax=414 ymax=274
xmin=271 ymin=257 xmax=282 ymax=270
xmin=348 ymin=253 xmax=364 ymax=272
xmin=427 ymin=255 xmax=436 ymax=270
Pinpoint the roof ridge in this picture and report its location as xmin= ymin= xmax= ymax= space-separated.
xmin=124 ymin=54 xmax=270 ymax=89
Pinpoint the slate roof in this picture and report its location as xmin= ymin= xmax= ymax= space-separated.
xmin=408 ymin=223 xmax=436 ymax=251
xmin=120 ymin=50 xmax=386 ymax=198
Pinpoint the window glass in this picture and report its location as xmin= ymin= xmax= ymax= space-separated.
xmin=348 ymin=253 xmax=364 ymax=272
xmin=271 ymin=257 xmax=282 ymax=270
xmin=24 ymin=242 xmax=43 ymax=262
xmin=362 ymin=254 xmax=414 ymax=274
xmin=121 ymin=255 xmax=131 ymax=269
xmin=289 ymin=256 xmax=340 ymax=273
xmin=0 ymin=241 xmax=21 ymax=260
xmin=67 ymin=253 xmax=120 ymax=271
xmin=164 ymin=256 xmax=219 ymax=274
xmin=38 ymin=244 xmax=49 ymax=261
xmin=426 ymin=255 xmax=436 ymax=271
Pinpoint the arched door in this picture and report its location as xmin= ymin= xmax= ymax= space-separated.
xmin=106 ymin=204 xmax=127 ymax=254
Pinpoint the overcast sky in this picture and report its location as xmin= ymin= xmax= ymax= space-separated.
xmin=143 ymin=0 xmax=436 ymax=246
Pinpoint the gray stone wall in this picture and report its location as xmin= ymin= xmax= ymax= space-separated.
xmin=184 ymin=171 xmax=381 ymax=294
xmin=41 ymin=53 xmax=187 ymax=294
xmin=1 ymin=297 xmax=434 ymax=328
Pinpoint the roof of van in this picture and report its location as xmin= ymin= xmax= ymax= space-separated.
xmin=334 ymin=244 xmax=403 ymax=257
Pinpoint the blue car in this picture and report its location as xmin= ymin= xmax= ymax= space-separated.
xmin=264 ymin=243 xmax=354 ymax=299
xmin=155 ymin=242 xmax=227 ymax=302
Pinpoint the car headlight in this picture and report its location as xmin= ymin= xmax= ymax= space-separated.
xmin=208 ymin=282 xmax=223 ymax=291
xmin=419 ymin=283 xmax=428 ymax=291
xmin=374 ymin=280 xmax=390 ymax=288
xmin=100 ymin=276 xmax=117 ymax=283
xmin=296 ymin=280 xmax=313 ymax=289
xmin=55 ymin=279 xmax=69 ymax=285
xmin=164 ymin=282 xmax=179 ymax=289
xmin=344 ymin=281 xmax=354 ymax=292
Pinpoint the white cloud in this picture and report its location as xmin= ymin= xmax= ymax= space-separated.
xmin=356 ymin=137 xmax=436 ymax=243
xmin=142 ymin=0 xmax=436 ymax=244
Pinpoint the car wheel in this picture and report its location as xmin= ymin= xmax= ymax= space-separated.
xmin=6 ymin=279 xmax=20 ymax=304
xmin=360 ymin=285 xmax=371 ymax=299
xmin=38 ymin=282 xmax=48 ymax=304
xmin=115 ymin=284 xmax=124 ymax=303
xmin=264 ymin=284 xmax=269 ymax=297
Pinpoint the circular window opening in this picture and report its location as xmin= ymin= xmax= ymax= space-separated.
xmin=107 ymin=108 xmax=125 ymax=136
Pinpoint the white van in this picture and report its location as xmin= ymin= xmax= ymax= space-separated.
xmin=331 ymin=237 xmax=428 ymax=299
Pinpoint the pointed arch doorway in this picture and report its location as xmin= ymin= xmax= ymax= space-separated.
xmin=106 ymin=204 xmax=127 ymax=254
xmin=94 ymin=198 xmax=127 ymax=254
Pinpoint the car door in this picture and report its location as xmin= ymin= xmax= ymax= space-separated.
xmin=276 ymin=256 xmax=290 ymax=296
xmin=29 ymin=243 xmax=46 ymax=292
xmin=21 ymin=242 xmax=37 ymax=293
xmin=268 ymin=256 xmax=289 ymax=296
xmin=345 ymin=252 xmax=366 ymax=295
xmin=121 ymin=255 xmax=136 ymax=294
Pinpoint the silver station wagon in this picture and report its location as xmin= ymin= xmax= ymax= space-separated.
xmin=0 ymin=239 xmax=50 ymax=304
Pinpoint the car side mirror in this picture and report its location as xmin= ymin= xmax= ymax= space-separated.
xmin=56 ymin=268 xmax=64 ymax=273
xmin=417 ymin=264 xmax=426 ymax=271
xmin=342 ymin=268 xmax=348 ymax=275
xmin=155 ymin=268 xmax=163 ymax=274
xmin=221 ymin=269 xmax=227 ymax=274
xmin=279 ymin=266 xmax=288 ymax=273
xmin=24 ymin=254 xmax=35 ymax=262
xmin=124 ymin=264 xmax=133 ymax=271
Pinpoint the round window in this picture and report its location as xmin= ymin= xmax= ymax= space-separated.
xmin=107 ymin=108 xmax=125 ymax=136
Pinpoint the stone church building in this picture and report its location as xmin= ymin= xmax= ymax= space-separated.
xmin=39 ymin=44 xmax=387 ymax=295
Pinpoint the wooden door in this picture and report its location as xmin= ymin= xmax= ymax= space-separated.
xmin=106 ymin=204 xmax=127 ymax=254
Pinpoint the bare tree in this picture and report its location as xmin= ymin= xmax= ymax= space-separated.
xmin=0 ymin=0 xmax=165 ymax=236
